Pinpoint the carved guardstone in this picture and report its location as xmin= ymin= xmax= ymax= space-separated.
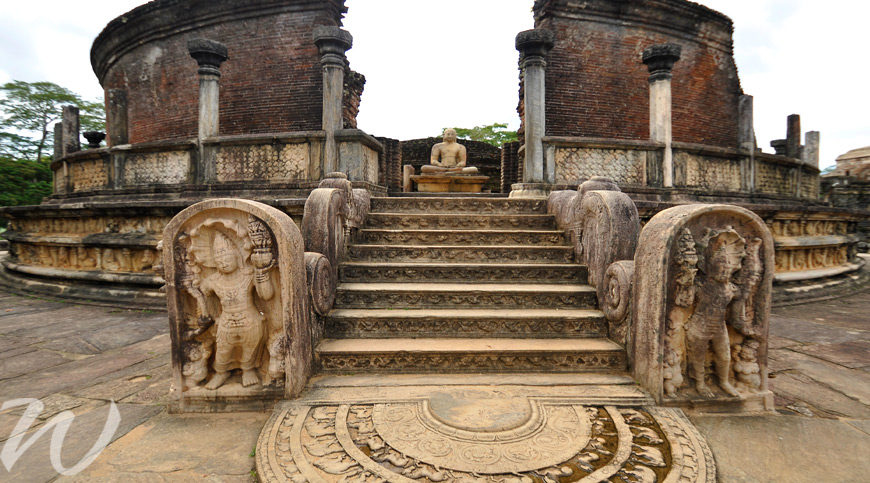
xmin=163 ymin=199 xmax=311 ymax=412
xmin=630 ymin=204 xmax=774 ymax=411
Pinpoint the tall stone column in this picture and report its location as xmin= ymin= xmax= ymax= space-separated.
xmin=314 ymin=27 xmax=353 ymax=176
xmin=515 ymin=29 xmax=555 ymax=191
xmin=738 ymin=94 xmax=756 ymax=191
xmin=786 ymin=114 xmax=801 ymax=159
xmin=188 ymin=39 xmax=228 ymax=183
xmin=802 ymin=131 xmax=820 ymax=168
xmin=643 ymin=44 xmax=681 ymax=188
xmin=107 ymin=89 xmax=129 ymax=147
xmin=61 ymin=105 xmax=81 ymax=157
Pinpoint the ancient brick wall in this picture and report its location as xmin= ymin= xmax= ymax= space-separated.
xmin=343 ymin=70 xmax=366 ymax=130
xmin=376 ymin=137 xmax=401 ymax=193
xmin=501 ymin=142 xmax=521 ymax=192
xmin=531 ymin=0 xmax=742 ymax=149
xmin=93 ymin=0 xmax=348 ymax=145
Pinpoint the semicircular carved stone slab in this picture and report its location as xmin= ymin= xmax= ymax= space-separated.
xmin=256 ymin=400 xmax=716 ymax=483
xmin=631 ymin=204 xmax=775 ymax=411
xmin=162 ymin=199 xmax=311 ymax=411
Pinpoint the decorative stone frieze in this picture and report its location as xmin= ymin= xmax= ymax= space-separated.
xmin=162 ymin=199 xmax=311 ymax=411
xmin=629 ymin=204 xmax=774 ymax=410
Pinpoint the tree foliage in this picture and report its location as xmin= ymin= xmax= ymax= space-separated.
xmin=0 ymin=156 xmax=52 ymax=207
xmin=445 ymin=123 xmax=518 ymax=148
xmin=0 ymin=80 xmax=105 ymax=163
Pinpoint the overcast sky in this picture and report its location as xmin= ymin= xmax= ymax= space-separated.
xmin=0 ymin=0 xmax=866 ymax=169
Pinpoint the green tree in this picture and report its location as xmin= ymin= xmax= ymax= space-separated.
xmin=0 ymin=156 xmax=53 ymax=206
xmin=445 ymin=123 xmax=518 ymax=148
xmin=0 ymin=80 xmax=105 ymax=163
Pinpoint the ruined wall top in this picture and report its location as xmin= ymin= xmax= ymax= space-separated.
xmin=92 ymin=0 xmax=347 ymax=82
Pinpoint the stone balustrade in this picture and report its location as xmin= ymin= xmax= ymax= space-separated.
xmin=542 ymin=137 xmax=821 ymax=200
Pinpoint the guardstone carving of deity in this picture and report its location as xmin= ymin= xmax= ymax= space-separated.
xmin=163 ymin=199 xmax=311 ymax=412
xmin=630 ymin=204 xmax=774 ymax=411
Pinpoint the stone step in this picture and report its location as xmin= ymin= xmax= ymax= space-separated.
xmin=347 ymin=245 xmax=574 ymax=264
xmin=325 ymin=308 xmax=607 ymax=339
xmin=365 ymin=213 xmax=557 ymax=230
xmin=334 ymin=282 xmax=597 ymax=309
xmin=339 ymin=262 xmax=588 ymax=284
xmin=357 ymin=229 xmax=569 ymax=246
xmin=371 ymin=197 xmax=547 ymax=215
xmin=316 ymin=338 xmax=627 ymax=373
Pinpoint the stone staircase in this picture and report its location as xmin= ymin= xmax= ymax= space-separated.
xmin=315 ymin=196 xmax=628 ymax=375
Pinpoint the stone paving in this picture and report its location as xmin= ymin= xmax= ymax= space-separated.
xmin=0 ymin=277 xmax=868 ymax=481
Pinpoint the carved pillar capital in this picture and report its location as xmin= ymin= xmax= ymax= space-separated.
xmin=314 ymin=26 xmax=353 ymax=68
xmin=642 ymin=43 xmax=682 ymax=82
xmin=187 ymin=38 xmax=229 ymax=77
xmin=516 ymin=28 xmax=555 ymax=68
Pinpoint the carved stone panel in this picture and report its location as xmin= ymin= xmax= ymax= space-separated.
xmin=162 ymin=199 xmax=311 ymax=411
xmin=578 ymin=191 xmax=640 ymax=303
xmin=257 ymin=401 xmax=716 ymax=483
xmin=631 ymin=204 xmax=774 ymax=410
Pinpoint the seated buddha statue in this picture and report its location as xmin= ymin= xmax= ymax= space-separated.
xmin=420 ymin=128 xmax=479 ymax=174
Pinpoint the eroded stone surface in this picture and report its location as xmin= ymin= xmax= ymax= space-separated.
xmin=162 ymin=199 xmax=311 ymax=411
xmin=257 ymin=397 xmax=715 ymax=482
xmin=630 ymin=204 xmax=775 ymax=410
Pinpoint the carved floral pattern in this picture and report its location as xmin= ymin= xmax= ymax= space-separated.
xmin=256 ymin=402 xmax=716 ymax=482
xmin=371 ymin=199 xmax=547 ymax=215
xmin=325 ymin=315 xmax=607 ymax=339
xmin=348 ymin=246 xmax=574 ymax=264
xmin=340 ymin=265 xmax=585 ymax=284
xmin=365 ymin=214 xmax=556 ymax=230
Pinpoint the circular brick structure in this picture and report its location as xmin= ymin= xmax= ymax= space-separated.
xmin=532 ymin=0 xmax=741 ymax=147
xmin=91 ymin=0 xmax=346 ymax=145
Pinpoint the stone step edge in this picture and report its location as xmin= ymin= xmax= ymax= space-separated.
xmin=349 ymin=244 xmax=573 ymax=251
xmin=317 ymin=337 xmax=623 ymax=353
xmin=358 ymin=229 xmax=567 ymax=235
xmin=340 ymin=262 xmax=586 ymax=269
xmin=336 ymin=282 xmax=596 ymax=293
xmin=326 ymin=308 xmax=604 ymax=318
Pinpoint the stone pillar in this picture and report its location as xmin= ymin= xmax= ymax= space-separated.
xmin=786 ymin=114 xmax=801 ymax=159
xmin=61 ymin=105 xmax=80 ymax=157
xmin=314 ymin=26 xmax=353 ymax=176
xmin=803 ymin=131 xmax=820 ymax=168
xmin=107 ymin=89 xmax=129 ymax=147
xmin=643 ymin=44 xmax=681 ymax=188
xmin=53 ymin=123 xmax=63 ymax=160
xmin=738 ymin=95 xmax=755 ymax=191
xmin=515 ymin=29 xmax=555 ymax=187
xmin=188 ymin=39 xmax=228 ymax=184
xmin=53 ymin=123 xmax=68 ymax=194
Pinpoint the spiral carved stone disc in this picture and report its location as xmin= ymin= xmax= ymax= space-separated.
xmin=256 ymin=398 xmax=716 ymax=482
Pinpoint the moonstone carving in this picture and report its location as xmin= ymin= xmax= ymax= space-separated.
xmin=163 ymin=199 xmax=311 ymax=411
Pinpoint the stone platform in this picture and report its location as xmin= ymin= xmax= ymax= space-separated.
xmin=410 ymin=174 xmax=489 ymax=193
xmin=0 ymin=283 xmax=869 ymax=481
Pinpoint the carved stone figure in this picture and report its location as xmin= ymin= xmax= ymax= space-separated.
xmin=732 ymin=339 xmax=761 ymax=391
xmin=163 ymin=199 xmax=313 ymax=411
xmin=194 ymin=229 xmax=274 ymax=389
xmin=630 ymin=204 xmax=774 ymax=410
xmin=685 ymin=227 xmax=749 ymax=397
xmin=421 ymin=128 xmax=478 ymax=174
